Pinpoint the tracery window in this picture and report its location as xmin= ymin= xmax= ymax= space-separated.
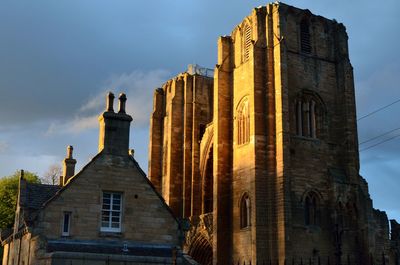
xmin=300 ymin=19 xmax=311 ymax=54
xmin=243 ymin=24 xmax=252 ymax=62
xmin=240 ymin=193 xmax=251 ymax=229
xmin=305 ymin=192 xmax=319 ymax=226
xmin=295 ymin=94 xmax=322 ymax=138
xmin=237 ymin=98 xmax=250 ymax=145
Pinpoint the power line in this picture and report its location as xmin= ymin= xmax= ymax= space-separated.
xmin=359 ymin=126 xmax=400 ymax=145
xmin=358 ymin=98 xmax=400 ymax=121
xmin=359 ymin=132 xmax=400 ymax=152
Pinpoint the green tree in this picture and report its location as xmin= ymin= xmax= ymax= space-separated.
xmin=0 ymin=170 xmax=40 ymax=229
xmin=0 ymin=170 xmax=41 ymax=258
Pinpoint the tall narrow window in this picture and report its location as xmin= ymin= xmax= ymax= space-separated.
xmin=101 ymin=192 xmax=122 ymax=232
xmin=237 ymin=98 xmax=250 ymax=145
xmin=62 ymin=212 xmax=71 ymax=236
xmin=305 ymin=192 xmax=319 ymax=226
xmin=295 ymin=97 xmax=319 ymax=138
xmin=300 ymin=19 xmax=311 ymax=53
xmin=243 ymin=24 xmax=252 ymax=62
xmin=240 ymin=193 xmax=251 ymax=229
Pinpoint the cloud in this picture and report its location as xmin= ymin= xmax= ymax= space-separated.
xmin=46 ymin=115 xmax=98 ymax=136
xmin=0 ymin=141 xmax=8 ymax=153
xmin=45 ymin=69 xmax=170 ymax=136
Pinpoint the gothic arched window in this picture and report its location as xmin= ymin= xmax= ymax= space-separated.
xmin=296 ymin=98 xmax=317 ymax=138
xmin=237 ymin=98 xmax=250 ymax=145
xmin=240 ymin=193 xmax=251 ymax=229
xmin=305 ymin=192 xmax=319 ymax=226
xmin=243 ymin=24 xmax=252 ymax=62
xmin=300 ymin=19 xmax=311 ymax=54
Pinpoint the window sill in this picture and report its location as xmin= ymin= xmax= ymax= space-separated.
xmin=292 ymin=135 xmax=321 ymax=143
xmin=240 ymin=226 xmax=251 ymax=232
xmin=99 ymin=231 xmax=123 ymax=238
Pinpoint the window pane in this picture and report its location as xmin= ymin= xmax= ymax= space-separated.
xmin=111 ymin=211 xmax=120 ymax=217
xmin=101 ymin=192 xmax=122 ymax=232
xmin=63 ymin=213 xmax=70 ymax=233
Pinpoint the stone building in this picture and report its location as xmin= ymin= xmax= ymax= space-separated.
xmin=1 ymin=93 xmax=190 ymax=265
xmin=148 ymin=3 xmax=400 ymax=265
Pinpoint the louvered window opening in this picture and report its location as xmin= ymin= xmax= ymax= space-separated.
xmin=243 ymin=25 xmax=252 ymax=62
xmin=300 ymin=20 xmax=311 ymax=54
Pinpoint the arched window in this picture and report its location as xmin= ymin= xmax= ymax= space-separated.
xmin=336 ymin=202 xmax=344 ymax=229
xmin=300 ymin=19 xmax=311 ymax=53
xmin=240 ymin=193 xmax=251 ymax=229
xmin=296 ymin=98 xmax=317 ymax=138
xmin=237 ymin=98 xmax=250 ymax=145
xmin=243 ymin=24 xmax=252 ymax=62
xmin=305 ymin=192 xmax=319 ymax=226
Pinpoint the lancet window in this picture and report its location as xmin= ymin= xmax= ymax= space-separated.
xmin=305 ymin=192 xmax=319 ymax=226
xmin=240 ymin=193 xmax=251 ymax=229
xmin=237 ymin=98 xmax=250 ymax=145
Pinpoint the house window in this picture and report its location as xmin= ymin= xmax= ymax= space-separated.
xmin=296 ymin=98 xmax=318 ymax=138
xmin=240 ymin=193 xmax=251 ymax=229
xmin=300 ymin=19 xmax=311 ymax=53
xmin=101 ymin=192 xmax=122 ymax=232
xmin=237 ymin=98 xmax=250 ymax=145
xmin=305 ymin=192 xmax=319 ymax=226
xmin=62 ymin=212 xmax=71 ymax=236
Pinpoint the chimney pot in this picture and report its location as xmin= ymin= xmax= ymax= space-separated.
xmin=106 ymin=92 xmax=115 ymax=112
xmin=129 ymin=149 xmax=135 ymax=157
xmin=118 ymin=93 xmax=127 ymax=114
xmin=67 ymin=145 xmax=73 ymax=159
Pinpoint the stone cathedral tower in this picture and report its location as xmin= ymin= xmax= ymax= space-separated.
xmin=149 ymin=3 xmax=400 ymax=265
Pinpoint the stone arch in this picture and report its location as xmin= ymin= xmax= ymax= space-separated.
xmin=199 ymin=124 xmax=214 ymax=214
xmin=187 ymin=232 xmax=213 ymax=265
xmin=301 ymin=189 xmax=322 ymax=226
xmin=294 ymin=89 xmax=326 ymax=138
xmin=236 ymin=96 xmax=250 ymax=145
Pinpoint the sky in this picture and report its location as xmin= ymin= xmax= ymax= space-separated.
xmin=0 ymin=1 xmax=399 ymax=221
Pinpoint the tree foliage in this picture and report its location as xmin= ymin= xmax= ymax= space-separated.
xmin=0 ymin=171 xmax=41 ymax=230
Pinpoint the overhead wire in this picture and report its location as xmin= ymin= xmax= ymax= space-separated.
xmin=357 ymin=98 xmax=400 ymax=121
xmin=359 ymin=133 xmax=400 ymax=152
xmin=357 ymin=98 xmax=400 ymax=151
xmin=359 ymin=126 xmax=400 ymax=146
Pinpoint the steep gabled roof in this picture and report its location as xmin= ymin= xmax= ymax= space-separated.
xmin=21 ymin=182 xmax=60 ymax=224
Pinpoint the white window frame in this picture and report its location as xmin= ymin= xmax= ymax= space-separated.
xmin=62 ymin=212 xmax=71 ymax=236
xmin=101 ymin=192 xmax=122 ymax=232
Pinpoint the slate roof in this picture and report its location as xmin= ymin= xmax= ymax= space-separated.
xmin=21 ymin=181 xmax=61 ymax=224
xmin=46 ymin=240 xmax=178 ymax=257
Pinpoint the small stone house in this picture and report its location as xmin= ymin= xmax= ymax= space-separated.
xmin=1 ymin=93 xmax=190 ymax=265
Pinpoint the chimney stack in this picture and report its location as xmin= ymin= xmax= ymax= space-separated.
xmin=98 ymin=92 xmax=133 ymax=155
xmin=62 ymin=145 xmax=76 ymax=185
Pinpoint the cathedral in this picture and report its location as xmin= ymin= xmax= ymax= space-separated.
xmin=148 ymin=2 xmax=400 ymax=265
